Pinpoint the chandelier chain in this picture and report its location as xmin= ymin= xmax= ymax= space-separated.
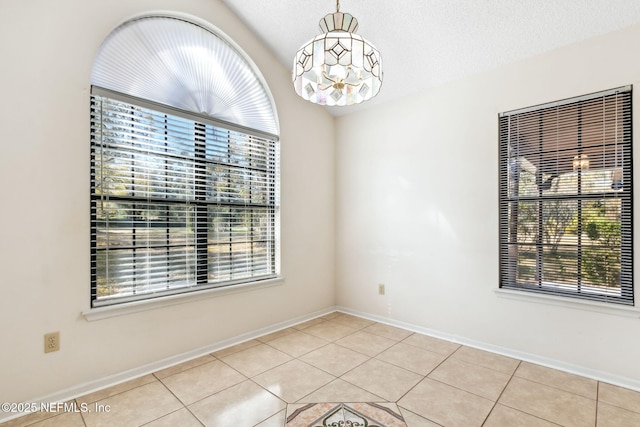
xmin=336 ymin=0 xmax=340 ymax=12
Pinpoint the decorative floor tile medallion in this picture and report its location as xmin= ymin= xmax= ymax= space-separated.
xmin=286 ymin=402 xmax=407 ymax=427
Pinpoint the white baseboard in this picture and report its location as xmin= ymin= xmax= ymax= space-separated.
xmin=0 ymin=306 xmax=338 ymax=424
xmin=4 ymin=304 xmax=638 ymax=424
xmin=335 ymin=305 xmax=640 ymax=393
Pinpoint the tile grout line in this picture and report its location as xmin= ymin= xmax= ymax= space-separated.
xmin=151 ymin=355 xmax=217 ymax=382
xmin=71 ymin=375 xmax=163 ymax=426
xmin=392 ymin=341 xmax=531 ymax=426
xmin=77 ymin=397 xmax=89 ymax=427
xmin=513 ymin=375 xmax=599 ymax=401
xmin=397 ymin=407 xmax=445 ymax=427
xmin=395 ymin=340 xmax=470 ymax=426
xmin=488 ymin=373 xmax=567 ymax=427
xmin=595 ymin=381 xmax=600 ymax=427
xmin=166 ymin=360 xmax=250 ymax=411
xmin=298 ymin=345 xmax=373 ymax=378
xmin=398 ymin=334 xmax=460 ymax=354
xmin=246 ymin=376 xmax=288 ymax=411
xmin=217 ymin=344 xmax=293 ymax=380
xmin=507 ymin=362 xmax=600 ymax=401
xmin=415 ymin=355 xmax=575 ymax=427
xmin=596 ymin=385 xmax=640 ymax=415
xmin=153 ymin=374 xmax=205 ymax=427
xmin=332 ymin=374 xmax=388 ymax=403
xmin=480 ymin=359 xmax=521 ymax=426
xmin=206 ymin=325 xmax=394 ymax=427
xmin=287 ymin=325 xmax=389 ymax=406
xmin=261 ymin=330 xmax=334 ymax=358
xmin=448 ymin=345 xmax=520 ymax=376
xmin=15 ymin=311 xmax=628 ymax=427
xmin=373 ymin=340 xmax=452 ymax=377
xmin=394 ymin=335 xmax=458 ymax=406
xmin=79 ymin=377 xmax=156 ymax=406
xmin=593 ymin=382 xmax=640 ymax=423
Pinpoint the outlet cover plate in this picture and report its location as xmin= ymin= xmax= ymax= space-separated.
xmin=44 ymin=332 xmax=60 ymax=353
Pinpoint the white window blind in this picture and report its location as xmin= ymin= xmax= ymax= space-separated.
xmin=499 ymin=86 xmax=632 ymax=305
xmin=91 ymin=14 xmax=279 ymax=136
xmin=90 ymin=92 xmax=280 ymax=306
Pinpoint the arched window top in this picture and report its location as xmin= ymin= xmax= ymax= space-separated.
xmin=91 ymin=13 xmax=279 ymax=136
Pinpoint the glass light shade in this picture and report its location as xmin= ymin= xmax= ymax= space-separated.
xmin=292 ymin=11 xmax=383 ymax=106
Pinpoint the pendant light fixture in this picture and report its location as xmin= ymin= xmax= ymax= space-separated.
xmin=292 ymin=0 xmax=383 ymax=106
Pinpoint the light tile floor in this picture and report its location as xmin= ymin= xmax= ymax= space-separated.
xmin=3 ymin=312 xmax=640 ymax=427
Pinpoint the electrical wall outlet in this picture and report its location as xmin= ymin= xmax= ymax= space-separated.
xmin=378 ymin=284 xmax=385 ymax=295
xmin=44 ymin=332 xmax=60 ymax=353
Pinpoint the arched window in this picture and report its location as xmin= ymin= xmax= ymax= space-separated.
xmin=90 ymin=13 xmax=280 ymax=307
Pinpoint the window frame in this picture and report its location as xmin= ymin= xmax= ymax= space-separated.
xmin=498 ymin=86 xmax=633 ymax=306
xmin=90 ymin=87 xmax=280 ymax=307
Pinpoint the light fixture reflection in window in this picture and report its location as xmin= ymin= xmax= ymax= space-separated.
xmin=572 ymin=154 xmax=590 ymax=172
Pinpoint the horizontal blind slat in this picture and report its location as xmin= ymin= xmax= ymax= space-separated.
xmin=498 ymin=88 xmax=632 ymax=305
xmin=91 ymin=93 xmax=279 ymax=306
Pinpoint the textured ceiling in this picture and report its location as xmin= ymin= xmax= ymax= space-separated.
xmin=221 ymin=0 xmax=640 ymax=116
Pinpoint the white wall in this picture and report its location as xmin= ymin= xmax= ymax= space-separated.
xmin=0 ymin=0 xmax=335 ymax=403
xmin=336 ymin=24 xmax=640 ymax=386
xmin=3 ymin=0 xmax=640 ymax=408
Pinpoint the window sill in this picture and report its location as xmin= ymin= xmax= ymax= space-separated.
xmin=82 ymin=277 xmax=284 ymax=321
xmin=494 ymin=288 xmax=640 ymax=318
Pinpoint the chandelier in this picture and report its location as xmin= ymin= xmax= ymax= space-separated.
xmin=292 ymin=0 xmax=383 ymax=106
